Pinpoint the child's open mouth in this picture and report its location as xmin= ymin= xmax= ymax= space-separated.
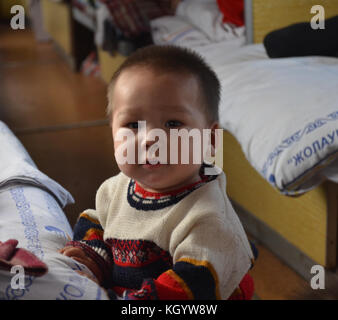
xmin=143 ymin=160 xmax=163 ymax=169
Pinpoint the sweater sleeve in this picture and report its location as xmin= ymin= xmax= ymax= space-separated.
xmin=121 ymin=216 xmax=254 ymax=300
xmin=65 ymin=175 xmax=120 ymax=286
xmin=65 ymin=210 xmax=114 ymax=287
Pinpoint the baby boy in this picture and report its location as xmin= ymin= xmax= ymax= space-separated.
xmin=60 ymin=45 xmax=255 ymax=300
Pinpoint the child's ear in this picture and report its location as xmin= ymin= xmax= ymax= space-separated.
xmin=203 ymin=122 xmax=220 ymax=160
xmin=210 ymin=122 xmax=220 ymax=155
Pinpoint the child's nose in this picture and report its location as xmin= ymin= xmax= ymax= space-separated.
xmin=136 ymin=135 xmax=154 ymax=164
xmin=145 ymin=135 xmax=160 ymax=148
xmin=139 ymin=123 xmax=161 ymax=147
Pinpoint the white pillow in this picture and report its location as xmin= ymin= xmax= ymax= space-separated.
xmin=0 ymin=121 xmax=73 ymax=206
xmin=0 ymin=121 xmax=108 ymax=299
xmin=215 ymin=53 xmax=338 ymax=195
xmin=150 ymin=15 xmax=211 ymax=48
xmin=0 ymin=186 xmax=108 ymax=300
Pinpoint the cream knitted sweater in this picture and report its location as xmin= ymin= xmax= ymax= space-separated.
xmin=68 ymin=168 xmax=254 ymax=300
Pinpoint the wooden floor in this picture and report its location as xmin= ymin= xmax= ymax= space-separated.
xmin=0 ymin=24 xmax=335 ymax=300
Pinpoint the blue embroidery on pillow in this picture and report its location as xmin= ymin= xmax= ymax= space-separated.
xmin=261 ymin=111 xmax=338 ymax=184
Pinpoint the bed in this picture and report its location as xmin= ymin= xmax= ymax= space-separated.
xmin=150 ymin=0 xmax=338 ymax=279
xmin=224 ymin=0 xmax=338 ymax=279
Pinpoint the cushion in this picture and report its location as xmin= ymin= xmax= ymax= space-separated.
xmin=263 ymin=15 xmax=338 ymax=58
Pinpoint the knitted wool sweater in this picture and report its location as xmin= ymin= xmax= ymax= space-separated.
xmin=67 ymin=165 xmax=255 ymax=300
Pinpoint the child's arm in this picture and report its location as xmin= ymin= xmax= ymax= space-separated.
xmin=60 ymin=211 xmax=114 ymax=287
xmin=60 ymin=175 xmax=119 ymax=289
xmin=120 ymin=217 xmax=254 ymax=300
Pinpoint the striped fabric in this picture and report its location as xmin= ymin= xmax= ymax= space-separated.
xmin=127 ymin=170 xmax=218 ymax=211
xmin=67 ymin=212 xmax=256 ymax=300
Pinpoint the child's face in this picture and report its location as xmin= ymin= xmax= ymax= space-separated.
xmin=110 ymin=66 xmax=218 ymax=193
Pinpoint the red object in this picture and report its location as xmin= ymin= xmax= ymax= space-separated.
xmin=229 ymin=273 xmax=255 ymax=300
xmin=217 ymin=0 xmax=245 ymax=27
xmin=154 ymin=272 xmax=190 ymax=300
xmin=0 ymin=239 xmax=48 ymax=277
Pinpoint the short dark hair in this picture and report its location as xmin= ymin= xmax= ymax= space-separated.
xmin=107 ymin=45 xmax=220 ymax=123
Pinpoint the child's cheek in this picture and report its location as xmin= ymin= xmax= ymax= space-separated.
xmin=113 ymin=128 xmax=137 ymax=165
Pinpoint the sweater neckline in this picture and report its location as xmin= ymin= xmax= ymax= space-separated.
xmin=127 ymin=163 xmax=219 ymax=211
xmin=134 ymin=176 xmax=209 ymax=199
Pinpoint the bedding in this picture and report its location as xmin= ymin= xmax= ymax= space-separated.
xmin=0 ymin=121 xmax=108 ymax=299
xmin=193 ymin=44 xmax=338 ymax=195
xmin=150 ymin=15 xmax=211 ymax=47
xmin=150 ymin=1 xmax=245 ymax=49
xmin=175 ymin=0 xmax=245 ymax=42
xmin=150 ymin=0 xmax=245 ymax=48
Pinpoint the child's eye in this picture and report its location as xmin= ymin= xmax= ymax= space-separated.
xmin=165 ymin=120 xmax=183 ymax=128
xmin=126 ymin=122 xmax=139 ymax=129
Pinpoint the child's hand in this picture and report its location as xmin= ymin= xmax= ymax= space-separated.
xmin=59 ymin=246 xmax=103 ymax=284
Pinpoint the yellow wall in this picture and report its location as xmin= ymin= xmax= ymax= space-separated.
xmin=252 ymin=0 xmax=338 ymax=43
xmin=41 ymin=0 xmax=72 ymax=55
xmin=98 ymin=49 xmax=126 ymax=84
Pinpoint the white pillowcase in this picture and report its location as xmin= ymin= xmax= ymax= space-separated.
xmin=0 ymin=121 xmax=108 ymax=299
xmin=0 ymin=186 xmax=108 ymax=300
xmin=150 ymin=15 xmax=211 ymax=48
xmin=215 ymin=52 xmax=338 ymax=195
